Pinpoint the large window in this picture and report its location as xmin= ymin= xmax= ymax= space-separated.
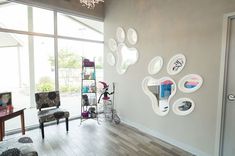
xmin=34 ymin=36 xmax=55 ymax=92
xmin=0 ymin=1 xmax=104 ymax=131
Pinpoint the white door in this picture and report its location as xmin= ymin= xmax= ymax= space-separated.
xmin=222 ymin=17 xmax=235 ymax=156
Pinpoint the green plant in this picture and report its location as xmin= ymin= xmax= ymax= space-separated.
xmin=60 ymin=85 xmax=80 ymax=93
xmin=36 ymin=77 xmax=54 ymax=92
xmin=49 ymin=48 xmax=81 ymax=68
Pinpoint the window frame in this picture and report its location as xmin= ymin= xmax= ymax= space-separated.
xmin=0 ymin=2 xmax=104 ymax=108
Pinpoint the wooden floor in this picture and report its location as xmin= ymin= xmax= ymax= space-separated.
xmin=10 ymin=118 xmax=194 ymax=156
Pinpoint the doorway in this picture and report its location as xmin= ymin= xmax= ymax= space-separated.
xmin=219 ymin=12 xmax=235 ymax=156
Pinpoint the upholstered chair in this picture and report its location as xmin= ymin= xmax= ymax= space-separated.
xmin=35 ymin=91 xmax=69 ymax=139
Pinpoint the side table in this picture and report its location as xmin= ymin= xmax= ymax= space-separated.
xmin=0 ymin=108 xmax=26 ymax=141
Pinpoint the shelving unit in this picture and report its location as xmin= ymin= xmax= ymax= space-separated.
xmin=80 ymin=57 xmax=99 ymax=124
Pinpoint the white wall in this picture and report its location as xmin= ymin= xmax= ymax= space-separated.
xmin=104 ymin=0 xmax=235 ymax=155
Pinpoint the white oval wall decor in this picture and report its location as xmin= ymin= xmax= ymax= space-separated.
xmin=127 ymin=28 xmax=138 ymax=45
xmin=178 ymin=74 xmax=203 ymax=93
xmin=148 ymin=56 xmax=163 ymax=75
xmin=172 ymin=98 xmax=195 ymax=116
xmin=106 ymin=52 xmax=116 ymax=66
xmin=167 ymin=54 xmax=186 ymax=75
xmin=116 ymin=27 xmax=125 ymax=42
xmin=108 ymin=38 xmax=117 ymax=52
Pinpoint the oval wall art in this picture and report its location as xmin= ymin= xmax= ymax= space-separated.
xmin=167 ymin=54 xmax=186 ymax=75
xmin=106 ymin=52 xmax=116 ymax=66
xmin=178 ymin=74 xmax=203 ymax=93
xmin=127 ymin=28 xmax=138 ymax=45
xmin=109 ymin=38 xmax=117 ymax=52
xmin=116 ymin=27 xmax=125 ymax=42
xmin=172 ymin=98 xmax=195 ymax=116
xmin=148 ymin=56 xmax=163 ymax=75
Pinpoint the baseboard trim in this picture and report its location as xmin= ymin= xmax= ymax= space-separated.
xmin=120 ymin=117 xmax=210 ymax=156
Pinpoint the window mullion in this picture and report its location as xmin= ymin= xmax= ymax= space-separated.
xmin=28 ymin=6 xmax=35 ymax=108
xmin=54 ymin=11 xmax=59 ymax=91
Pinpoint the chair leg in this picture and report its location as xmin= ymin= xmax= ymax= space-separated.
xmin=40 ymin=123 xmax=44 ymax=139
xmin=57 ymin=119 xmax=59 ymax=125
xmin=66 ymin=118 xmax=69 ymax=131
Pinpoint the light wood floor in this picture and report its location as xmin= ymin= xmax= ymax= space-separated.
xmin=10 ymin=118 xmax=194 ymax=156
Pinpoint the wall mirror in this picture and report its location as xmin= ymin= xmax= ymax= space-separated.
xmin=106 ymin=52 xmax=116 ymax=66
xmin=148 ymin=56 xmax=163 ymax=75
xmin=109 ymin=38 xmax=117 ymax=52
xmin=116 ymin=27 xmax=125 ymax=42
xmin=142 ymin=76 xmax=176 ymax=116
xmin=178 ymin=74 xmax=203 ymax=93
xmin=127 ymin=28 xmax=138 ymax=45
xmin=172 ymin=98 xmax=195 ymax=116
xmin=116 ymin=43 xmax=138 ymax=74
xmin=167 ymin=54 xmax=186 ymax=75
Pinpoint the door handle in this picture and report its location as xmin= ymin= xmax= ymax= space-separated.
xmin=228 ymin=94 xmax=235 ymax=101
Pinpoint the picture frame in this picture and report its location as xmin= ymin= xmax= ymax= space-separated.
xmin=0 ymin=92 xmax=12 ymax=110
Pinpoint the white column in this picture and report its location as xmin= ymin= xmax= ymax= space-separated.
xmin=28 ymin=6 xmax=35 ymax=108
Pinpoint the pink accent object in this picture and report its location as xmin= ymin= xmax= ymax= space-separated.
xmin=185 ymin=81 xmax=199 ymax=85
xmin=83 ymin=59 xmax=94 ymax=67
xmin=7 ymin=105 xmax=14 ymax=112
xmin=81 ymin=111 xmax=89 ymax=118
xmin=102 ymin=97 xmax=110 ymax=100
xmin=161 ymin=80 xmax=173 ymax=85
xmin=99 ymin=81 xmax=109 ymax=89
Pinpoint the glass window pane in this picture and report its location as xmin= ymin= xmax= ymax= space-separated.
xmin=58 ymin=39 xmax=104 ymax=117
xmin=58 ymin=13 xmax=104 ymax=41
xmin=0 ymin=32 xmax=30 ymax=108
xmin=33 ymin=7 xmax=54 ymax=34
xmin=34 ymin=36 xmax=55 ymax=92
xmin=0 ymin=2 xmax=28 ymax=31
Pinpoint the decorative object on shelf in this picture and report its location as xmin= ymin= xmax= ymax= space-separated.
xmin=116 ymin=27 xmax=125 ymax=43
xmin=167 ymin=54 xmax=186 ymax=75
xmin=148 ymin=56 xmax=163 ymax=75
xmin=178 ymin=74 xmax=203 ymax=93
xmin=83 ymin=58 xmax=95 ymax=67
xmin=172 ymin=98 xmax=195 ymax=116
xmin=116 ymin=43 xmax=139 ymax=74
xmin=79 ymin=0 xmax=104 ymax=9
xmin=82 ymin=95 xmax=89 ymax=106
xmin=142 ymin=76 xmax=176 ymax=116
xmin=127 ymin=28 xmax=138 ymax=45
xmin=109 ymin=38 xmax=117 ymax=52
xmin=106 ymin=52 xmax=116 ymax=66
xmin=81 ymin=57 xmax=99 ymax=124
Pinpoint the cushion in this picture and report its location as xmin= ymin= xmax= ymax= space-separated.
xmin=35 ymin=91 xmax=60 ymax=109
xmin=54 ymin=112 xmax=65 ymax=119
xmin=38 ymin=108 xmax=69 ymax=123
xmin=0 ymin=148 xmax=21 ymax=156
xmin=18 ymin=137 xmax=33 ymax=144
xmin=0 ymin=136 xmax=38 ymax=156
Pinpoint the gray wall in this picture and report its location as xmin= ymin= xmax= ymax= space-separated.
xmin=104 ymin=0 xmax=235 ymax=156
xmin=10 ymin=0 xmax=104 ymax=20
